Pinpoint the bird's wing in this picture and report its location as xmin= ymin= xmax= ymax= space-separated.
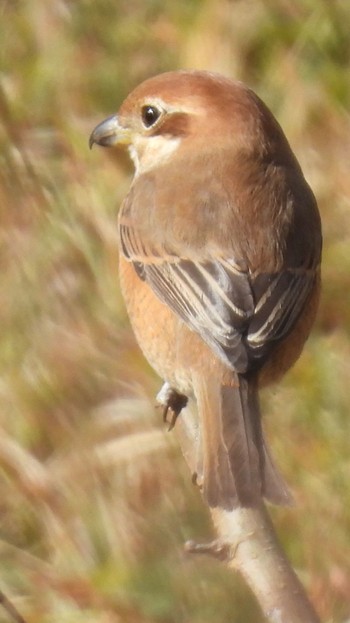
xmin=120 ymin=219 xmax=253 ymax=370
xmin=247 ymin=269 xmax=316 ymax=355
xmin=119 ymin=219 xmax=316 ymax=373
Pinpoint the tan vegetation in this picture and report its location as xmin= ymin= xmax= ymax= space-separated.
xmin=1 ymin=1 xmax=350 ymax=621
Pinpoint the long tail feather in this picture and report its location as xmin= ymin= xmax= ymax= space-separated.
xmin=193 ymin=372 xmax=291 ymax=509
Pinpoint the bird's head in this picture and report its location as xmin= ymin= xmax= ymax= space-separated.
xmin=89 ymin=70 xmax=294 ymax=176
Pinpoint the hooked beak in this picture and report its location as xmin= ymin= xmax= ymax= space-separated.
xmin=89 ymin=114 xmax=132 ymax=149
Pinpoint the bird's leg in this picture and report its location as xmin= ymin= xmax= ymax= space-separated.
xmin=156 ymin=382 xmax=188 ymax=431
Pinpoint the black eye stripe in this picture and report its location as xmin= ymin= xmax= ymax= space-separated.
xmin=141 ymin=105 xmax=161 ymax=128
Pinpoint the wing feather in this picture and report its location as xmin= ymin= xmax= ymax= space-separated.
xmin=119 ymin=219 xmax=316 ymax=372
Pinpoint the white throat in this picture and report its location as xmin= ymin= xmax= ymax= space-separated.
xmin=128 ymin=134 xmax=181 ymax=177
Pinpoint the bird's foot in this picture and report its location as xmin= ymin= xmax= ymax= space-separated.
xmin=184 ymin=539 xmax=230 ymax=561
xmin=156 ymin=382 xmax=188 ymax=431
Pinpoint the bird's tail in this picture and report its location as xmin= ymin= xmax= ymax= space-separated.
xmin=193 ymin=372 xmax=292 ymax=509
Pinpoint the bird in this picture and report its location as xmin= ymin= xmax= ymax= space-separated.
xmin=89 ymin=70 xmax=322 ymax=510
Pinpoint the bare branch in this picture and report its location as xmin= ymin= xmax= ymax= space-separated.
xmin=174 ymin=398 xmax=321 ymax=623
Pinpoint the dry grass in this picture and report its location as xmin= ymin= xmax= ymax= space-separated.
xmin=1 ymin=0 xmax=350 ymax=621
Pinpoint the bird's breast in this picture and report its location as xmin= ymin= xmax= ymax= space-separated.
xmin=118 ymin=254 xmax=192 ymax=393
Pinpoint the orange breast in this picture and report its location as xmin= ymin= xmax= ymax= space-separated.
xmin=118 ymin=254 xmax=193 ymax=393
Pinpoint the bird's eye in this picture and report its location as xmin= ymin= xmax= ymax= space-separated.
xmin=141 ymin=105 xmax=161 ymax=128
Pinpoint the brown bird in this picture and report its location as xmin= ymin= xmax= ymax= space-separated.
xmin=90 ymin=70 xmax=322 ymax=510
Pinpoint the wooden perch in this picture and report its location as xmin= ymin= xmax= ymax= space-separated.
xmin=174 ymin=398 xmax=321 ymax=623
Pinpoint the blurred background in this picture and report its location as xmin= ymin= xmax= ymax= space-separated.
xmin=1 ymin=0 xmax=350 ymax=621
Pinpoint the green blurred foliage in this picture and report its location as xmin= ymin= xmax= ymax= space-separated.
xmin=0 ymin=0 xmax=350 ymax=621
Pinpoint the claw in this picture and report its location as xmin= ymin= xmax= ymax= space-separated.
xmin=156 ymin=383 xmax=188 ymax=431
